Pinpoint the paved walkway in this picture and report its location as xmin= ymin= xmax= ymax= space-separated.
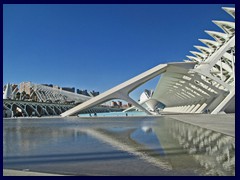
xmin=3 ymin=169 xmax=66 ymax=176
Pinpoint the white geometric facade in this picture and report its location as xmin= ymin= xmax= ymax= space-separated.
xmin=61 ymin=7 xmax=235 ymax=117
xmin=158 ymin=7 xmax=235 ymax=114
xmin=19 ymin=82 xmax=91 ymax=103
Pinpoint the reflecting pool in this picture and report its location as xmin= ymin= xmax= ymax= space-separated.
xmin=3 ymin=116 xmax=235 ymax=176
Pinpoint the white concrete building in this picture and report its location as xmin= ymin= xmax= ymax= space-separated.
xmin=61 ymin=7 xmax=235 ymax=117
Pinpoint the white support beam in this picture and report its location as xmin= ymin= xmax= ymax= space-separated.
xmin=187 ymin=105 xmax=196 ymax=113
xmin=61 ymin=63 xmax=176 ymax=117
xmin=182 ymin=105 xmax=191 ymax=112
xmin=191 ymin=104 xmax=201 ymax=113
xmin=211 ymin=88 xmax=235 ymax=114
xmin=195 ymin=103 xmax=208 ymax=113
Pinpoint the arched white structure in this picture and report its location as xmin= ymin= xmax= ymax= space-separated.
xmin=61 ymin=7 xmax=235 ymax=117
xmin=3 ymin=83 xmax=12 ymax=100
xmin=159 ymin=7 xmax=235 ymax=114
xmin=19 ymin=82 xmax=91 ymax=103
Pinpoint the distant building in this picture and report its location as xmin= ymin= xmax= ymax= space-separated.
xmin=77 ymin=89 xmax=90 ymax=96
xmin=90 ymin=90 xmax=100 ymax=97
xmin=42 ymin=84 xmax=53 ymax=88
xmin=111 ymin=101 xmax=118 ymax=107
xmin=19 ymin=82 xmax=32 ymax=94
xmin=62 ymin=87 xmax=75 ymax=93
xmin=76 ymin=89 xmax=82 ymax=94
xmin=82 ymin=90 xmax=89 ymax=96
xmin=118 ymin=101 xmax=122 ymax=107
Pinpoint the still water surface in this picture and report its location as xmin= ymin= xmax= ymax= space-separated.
xmin=3 ymin=116 xmax=235 ymax=176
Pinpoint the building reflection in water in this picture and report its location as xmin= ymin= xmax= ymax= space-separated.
xmin=3 ymin=120 xmax=87 ymax=157
xmin=154 ymin=118 xmax=235 ymax=176
xmin=82 ymin=119 xmax=235 ymax=176
xmin=3 ymin=117 xmax=235 ymax=176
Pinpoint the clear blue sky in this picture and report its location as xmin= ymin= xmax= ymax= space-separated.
xmin=3 ymin=4 xmax=235 ymax=100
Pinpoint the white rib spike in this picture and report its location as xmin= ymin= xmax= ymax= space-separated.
xmin=186 ymin=56 xmax=201 ymax=63
xmin=198 ymin=39 xmax=220 ymax=51
xmin=190 ymin=51 xmax=207 ymax=60
xmin=205 ymin=30 xmax=229 ymax=44
xmin=222 ymin=7 xmax=235 ymax=19
xmin=194 ymin=45 xmax=213 ymax=55
xmin=212 ymin=21 xmax=235 ymax=35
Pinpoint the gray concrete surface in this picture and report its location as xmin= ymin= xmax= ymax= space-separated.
xmin=168 ymin=114 xmax=235 ymax=137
